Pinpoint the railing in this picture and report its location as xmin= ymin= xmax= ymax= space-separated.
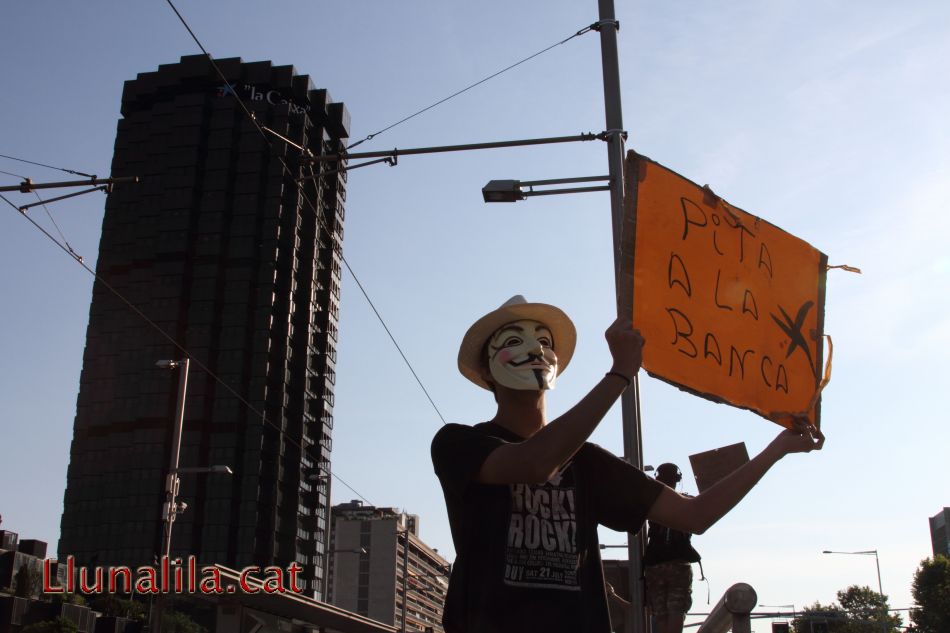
xmin=696 ymin=582 xmax=757 ymax=633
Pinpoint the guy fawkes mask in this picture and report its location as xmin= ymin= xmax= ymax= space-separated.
xmin=486 ymin=319 xmax=558 ymax=391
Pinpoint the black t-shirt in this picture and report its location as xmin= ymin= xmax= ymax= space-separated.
xmin=431 ymin=421 xmax=664 ymax=633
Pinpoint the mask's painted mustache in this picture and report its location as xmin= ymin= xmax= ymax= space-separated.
xmin=508 ymin=353 xmax=550 ymax=368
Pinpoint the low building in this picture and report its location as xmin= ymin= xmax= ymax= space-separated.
xmin=0 ymin=531 xmax=48 ymax=599
xmin=930 ymin=507 xmax=950 ymax=557
xmin=328 ymin=502 xmax=449 ymax=633
xmin=0 ymin=530 xmax=99 ymax=633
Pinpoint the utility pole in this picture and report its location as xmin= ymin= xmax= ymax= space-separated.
xmin=151 ymin=358 xmax=190 ymax=633
xmin=595 ymin=1 xmax=648 ymax=632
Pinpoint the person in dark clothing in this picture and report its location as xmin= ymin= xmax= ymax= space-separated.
xmin=431 ymin=295 xmax=824 ymax=633
xmin=643 ymin=463 xmax=702 ymax=633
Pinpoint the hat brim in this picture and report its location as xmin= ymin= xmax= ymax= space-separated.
xmin=458 ymin=302 xmax=576 ymax=390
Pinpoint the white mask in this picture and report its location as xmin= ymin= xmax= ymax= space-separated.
xmin=486 ymin=319 xmax=558 ymax=391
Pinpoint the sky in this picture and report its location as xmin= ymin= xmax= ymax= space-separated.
xmin=2 ymin=0 xmax=948 ymax=627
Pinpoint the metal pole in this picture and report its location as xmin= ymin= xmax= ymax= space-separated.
xmin=400 ymin=526 xmax=410 ymax=633
xmin=522 ymin=185 xmax=611 ymax=197
xmin=163 ymin=358 xmax=189 ymax=557
xmin=520 ymin=175 xmax=610 ymax=187
xmin=823 ymin=550 xmax=888 ymax=633
xmin=152 ymin=358 xmax=190 ymax=633
xmin=595 ymin=1 xmax=647 ymax=633
xmin=873 ymin=551 xmax=887 ymax=633
xmin=308 ymin=133 xmax=601 ymax=162
xmin=17 ymin=186 xmax=111 ymax=212
xmin=0 ymin=175 xmax=139 ymax=193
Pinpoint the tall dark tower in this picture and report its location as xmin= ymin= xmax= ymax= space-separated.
xmin=59 ymin=55 xmax=349 ymax=599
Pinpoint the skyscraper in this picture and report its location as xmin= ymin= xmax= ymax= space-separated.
xmin=58 ymin=55 xmax=349 ymax=599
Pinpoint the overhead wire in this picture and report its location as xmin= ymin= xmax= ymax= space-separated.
xmin=4 ymin=0 xmax=512 ymax=507
xmin=163 ymin=0 xmax=447 ymax=429
xmin=345 ymin=22 xmax=599 ymax=150
xmin=299 ymin=162 xmax=446 ymax=427
xmin=327 ymin=212 xmax=445 ymax=427
xmin=2 ymin=190 xmax=373 ymax=505
xmin=35 ymin=192 xmax=82 ymax=261
xmin=2 ymin=0 xmax=598 ymax=544
xmin=341 ymin=258 xmax=447 ymax=425
xmin=0 ymin=168 xmax=83 ymax=261
xmin=0 ymin=0 xmax=451 ymax=506
xmin=0 ymin=152 xmax=95 ymax=178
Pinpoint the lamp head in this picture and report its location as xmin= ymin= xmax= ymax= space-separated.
xmin=482 ymin=180 xmax=524 ymax=203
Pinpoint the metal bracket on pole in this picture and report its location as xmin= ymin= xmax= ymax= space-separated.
xmin=17 ymin=185 xmax=111 ymax=212
xmin=0 ymin=175 xmax=140 ymax=194
xmin=1 ymin=175 xmax=140 ymax=212
xmin=592 ymin=19 xmax=620 ymax=32
xmin=308 ymin=132 xmax=601 ymax=163
xmin=299 ymin=155 xmax=397 ymax=180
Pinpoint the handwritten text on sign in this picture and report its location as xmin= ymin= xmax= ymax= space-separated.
xmin=630 ymin=156 xmax=827 ymax=424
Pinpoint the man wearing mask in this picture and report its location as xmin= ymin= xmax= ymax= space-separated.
xmin=431 ymin=295 xmax=823 ymax=633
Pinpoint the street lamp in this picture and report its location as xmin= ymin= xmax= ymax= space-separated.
xmin=759 ymin=603 xmax=796 ymax=617
xmin=821 ymin=549 xmax=887 ymax=633
xmin=151 ymin=358 xmax=232 ymax=633
xmin=156 ymin=358 xmax=191 ymax=583
xmin=482 ymin=175 xmax=610 ymax=202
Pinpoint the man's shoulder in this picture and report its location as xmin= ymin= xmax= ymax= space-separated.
xmin=431 ymin=422 xmax=509 ymax=457
xmin=431 ymin=422 xmax=512 ymax=484
xmin=431 ymin=423 xmax=471 ymax=452
xmin=576 ymin=440 xmax=622 ymax=463
xmin=435 ymin=422 xmax=477 ymax=436
xmin=432 ymin=421 xmax=512 ymax=443
xmin=433 ymin=421 xmax=486 ymax=442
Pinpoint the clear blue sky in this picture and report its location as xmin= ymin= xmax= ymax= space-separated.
xmin=2 ymin=0 xmax=948 ymax=624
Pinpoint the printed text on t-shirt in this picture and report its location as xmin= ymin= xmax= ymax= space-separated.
xmin=504 ymin=475 xmax=580 ymax=590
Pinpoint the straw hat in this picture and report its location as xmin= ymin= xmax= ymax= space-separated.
xmin=458 ymin=295 xmax=577 ymax=390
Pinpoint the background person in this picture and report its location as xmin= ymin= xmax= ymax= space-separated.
xmin=643 ymin=463 xmax=702 ymax=633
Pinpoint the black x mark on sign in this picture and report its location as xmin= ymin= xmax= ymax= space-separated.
xmin=771 ymin=301 xmax=817 ymax=378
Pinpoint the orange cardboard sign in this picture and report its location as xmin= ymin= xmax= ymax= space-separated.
xmin=628 ymin=154 xmax=827 ymax=425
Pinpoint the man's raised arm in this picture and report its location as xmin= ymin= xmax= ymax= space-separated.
xmin=647 ymin=420 xmax=824 ymax=534
xmin=477 ymin=317 xmax=644 ymax=485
